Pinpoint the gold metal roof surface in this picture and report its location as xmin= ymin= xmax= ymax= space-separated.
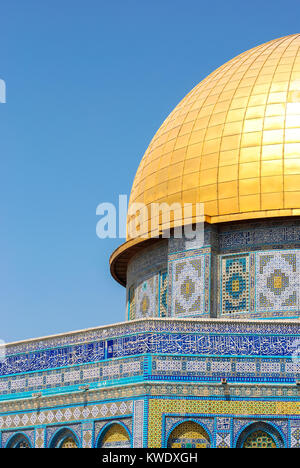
xmin=111 ymin=34 xmax=300 ymax=285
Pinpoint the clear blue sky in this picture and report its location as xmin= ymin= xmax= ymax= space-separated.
xmin=0 ymin=0 xmax=299 ymax=342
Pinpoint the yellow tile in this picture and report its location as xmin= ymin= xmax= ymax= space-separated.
xmin=203 ymin=200 xmax=218 ymax=216
xmin=239 ymin=194 xmax=260 ymax=212
xmin=189 ymin=129 xmax=205 ymax=145
xmin=243 ymin=118 xmax=264 ymax=133
xmin=219 ymin=197 xmax=239 ymax=214
xmin=223 ymin=121 xmax=243 ymax=136
xmin=174 ymin=133 xmax=190 ymax=149
xmin=179 ymin=121 xmax=194 ymax=136
xmin=239 ymin=162 xmax=260 ymax=179
xmin=245 ymin=105 xmax=265 ymax=119
xmin=193 ymin=116 xmax=210 ymax=131
xmin=284 ymin=159 xmax=300 ymax=174
xmin=267 ymin=92 xmax=287 ymax=103
xmin=285 ymin=115 xmax=300 ymax=128
xmin=214 ymin=100 xmax=231 ymax=113
xmin=284 ymin=143 xmax=300 ymax=158
xmin=241 ymin=131 xmax=262 ymax=147
xmin=209 ymin=112 xmax=226 ymax=126
xmin=261 ymin=160 xmax=283 ymax=177
xmin=265 ymin=103 xmax=286 ymax=116
xmin=182 ymin=172 xmax=199 ymax=190
xmin=261 ymin=144 xmax=283 ymax=160
xmin=226 ymin=109 xmax=246 ymax=122
xmin=200 ymin=167 xmax=218 ymax=185
xmin=163 ymin=139 xmax=176 ymax=153
xmin=199 ymin=184 xmax=217 ymax=201
xmin=202 ymin=138 xmax=221 ymax=155
xmin=182 ymin=188 xmax=199 ymax=204
xmin=220 ymin=134 xmax=241 ymax=151
xmin=285 ymin=191 xmax=300 ymax=208
xmin=171 ymin=148 xmax=186 ymax=164
xmin=239 ymin=178 xmax=260 ymax=196
xmin=186 ymin=142 xmax=202 ymax=159
xmin=286 ymin=102 xmax=300 ymax=114
xmin=285 ymin=128 xmax=300 ymax=143
xmin=167 ymin=126 xmax=181 ymax=140
xmin=206 ymin=125 xmax=223 ymax=140
xmin=240 ymin=146 xmax=260 ymax=163
xmin=158 ymin=151 xmax=172 ymax=169
xmin=261 ymin=192 xmax=284 ymax=210
xmin=284 ymin=174 xmax=300 ymax=191
xmin=248 ymin=94 xmax=268 ymax=106
xmin=262 ymin=129 xmax=284 ymax=145
xmin=201 ymin=153 xmax=219 ymax=170
xmin=219 ymin=149 xmax=239 ymax=166
xmin=168 ymin=162 xmax=184 ymax=179
xmin=198 ymin=104 xmax=214 ymax=117
xmin=218 ymin=165 xmax=238 ymax=182
xmin=261 ymin=175 xmax=283 ymax=193
xmin=218 ymin=180 xmax=238 ymax=199
xmin=183 ymin=157 xmax=201 ymax=174
xmin=264 ymin=116 xmax=285 ymax=130
xmin=167 ymin=177 xmax=182 ymax=195
xmin=154 ymin=182 xmax=168 ymax=200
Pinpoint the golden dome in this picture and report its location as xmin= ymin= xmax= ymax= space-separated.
xmin=111 ymin=34 xmax=300 ymax=284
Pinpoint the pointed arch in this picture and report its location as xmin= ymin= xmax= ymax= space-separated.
xmin=235 ymin=422 xmax=285 ymax=448
xmin=166 ymin=420 xmax=211 ymax=448
xmin=96 ymin=421 xmax=131 ymax=448
xmin=6 ymin=432 xmax=32 ymax=448
xmin=49 ymin=427 xmax=80 ymax=448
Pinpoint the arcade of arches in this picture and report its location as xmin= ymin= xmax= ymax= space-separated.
xmin=6 ymin=421 xmax=285 ymax=448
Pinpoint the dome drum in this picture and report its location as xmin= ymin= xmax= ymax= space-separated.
xmin=125 ymin=218 xmax=300 ymax=321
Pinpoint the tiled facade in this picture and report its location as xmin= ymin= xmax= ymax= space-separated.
xmin=1 ymin=315 xmax=300 ymax=447
xmin=3 ymin=219 xmax=300 ymax=448
xmin=127 ymin=220 xmax=300 ymax=321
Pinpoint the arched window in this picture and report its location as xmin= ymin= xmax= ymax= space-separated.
xmin=243 ymin=430 xmax=276 ymax=448
xmin=97 ymin=423 xmax=131 ymax=448
xmin=50 ymin=428 xmax=79 ymax=448
xmin=6 ymin=433 xmax=31 ymax=448
xmin=60 ymin=437 xmax=78 ymax=448
xmin=236 ymin=422 xmax=284 ymax=448
xmin=167 ymin=421 xmax=211 ymax=448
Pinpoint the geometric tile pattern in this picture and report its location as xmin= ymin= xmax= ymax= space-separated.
xmin=148 ymin=398 xmax=297 ymax=448
xmin=0 ymin=356 xmax=144 ymax=397
xmin=35 ymin=427 xmax=45 ymax=448
xmin=221 ymin=255 xmax=249 ymax=314
xmin=133 ymin=400 xmax=144 ymax=448
xmin=256 ymin=251 xmax=300 ymax=313
xmin=0 ymin=400 xmax=133 ymax=432
xmin=171 ymin=255 xmax=206 ymax=317
xmin=291 ymin=423 xmax=300 ymax=448
xmin=167 ymin=421 xmax=211 ymax=448
xmin=82 ymin=422 xmax=93 ymax=448
xmin=243 ymin=430 xmax=277 ymax=448
xmin=216 ymin=432 xmax=231 ymax=448
xmin=151 ymin=354 xmax=300 ymax=383
xmin=128 ymin=286 xmax=136 ymax=321
xmin=159 ymin=270 xmax=168 ymax=318
xmin=133 ymin=275 xmax=158 ymax=320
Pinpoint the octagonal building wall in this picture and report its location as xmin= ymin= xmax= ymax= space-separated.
xmin=126 ymin=218 xmax=300 ymax=320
